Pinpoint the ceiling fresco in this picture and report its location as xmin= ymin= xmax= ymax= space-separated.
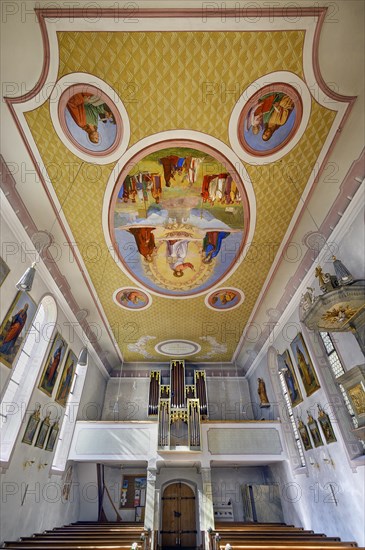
xmin=11 ymin=11 xmax=351 ymax=364
xmin=111 ymin=145 xmax=247 ymax=297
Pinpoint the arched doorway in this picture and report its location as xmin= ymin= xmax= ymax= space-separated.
xmin=161 ymin=482 xmax=196 ymax=549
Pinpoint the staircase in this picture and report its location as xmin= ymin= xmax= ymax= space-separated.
xmin=2 ymin=521 xmax=149 ymax=550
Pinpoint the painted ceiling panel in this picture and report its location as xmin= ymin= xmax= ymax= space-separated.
xmin=21 ymin=20 xmax=340 ymax=363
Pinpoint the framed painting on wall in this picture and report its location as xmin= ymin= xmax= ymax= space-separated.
xmin=21 ymin=404 xmax=41 ymax=445
xmin=307 ymin=411 xmax=323 ymax=448
xmin=45 ymin=419 xmax=60 ymax=452
xmin=277 ymin=350 xmax=303 ymax=407
xmin=317 ymin=404 xmax=337 ymax=444
xmin=0 ymin=257 xmax=10 ymax=287
xmin=297 ymin=418 xmax=312 ymax=451
xmin=55 ymin=350 xmax=77 ymax=407
xmin=290 ymin=333 xmax=320 ymax=397
xmin=34 ymin=413 xmax=51 ymax=449
xmin=0 ymin=291 xmax=37 ymax=368
xmin=38 ymin=333 xmax=68 ymax=397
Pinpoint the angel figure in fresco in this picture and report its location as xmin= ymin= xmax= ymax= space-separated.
xmin=0 ymin=303 xmax=29 ymax=355
xmin=247 ymin=92 xmax=294 ymax=142
xmin=66 ymin=93 xmax=114 ymax=144
xmin=202 ymin=231 xmax=230 ymax=263
xmin=166 ymin=240 xmax=195 ymax=278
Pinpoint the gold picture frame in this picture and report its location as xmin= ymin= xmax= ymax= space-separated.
xmin=307 ymin=411 xmax=323 ymax=448
xmin=55 ymin=350 xmax=77 ymax=407
xmin=45 ymin=420 xmax=60 ymax=452
xmin=22 ymin=404 xmax=41 ymax=445
xmin=34 ymin=413 xmax=51 ymax=449
xmin=278 ymin=349 xmax=303 ymax=407
xmin=317 ymin=404 xmax=337 ymax=444
xmin=0 ymin=291 xmax=37 ymax=369
xmin=290 ymin=333 xmax=320 ymax=397
xmin=38 ymin=333 xmax=67 ymax=397
xmin=297 ymin=418 xmax=312 ymax=451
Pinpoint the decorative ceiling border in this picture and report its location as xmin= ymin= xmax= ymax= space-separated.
xmin=4 ymin=6 xmax=356 ymax=365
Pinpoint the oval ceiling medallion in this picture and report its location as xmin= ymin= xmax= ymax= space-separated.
xmin=50 ymin=73 xmax=130 ymax=164
xmin=238 ymin=83 xmax=302 ymax=156
xmin=229 ymin=72 xmax=311 ymax=164
xmin=155 ymin=340 xmax=201 ymax=357
xmin=59 ymin=84 xmax=121 ymax=155
xmin=205 ymin=287 xmax=244 ymax=311
xmin=109 ymin=141 xmax=251 ymax=298
xmin=113 ymin=287 xmax=152 ymax=311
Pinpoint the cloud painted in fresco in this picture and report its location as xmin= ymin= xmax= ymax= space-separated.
xmin=198 ymin=336 xmax=227 ymax=359
xmin=127 ymin=335 xmax=156 ymax=358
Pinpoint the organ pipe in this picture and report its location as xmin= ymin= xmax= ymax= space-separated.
xmin=155 ymin=363 xmax=207 ymax=450
xmin=148 ymin=371 xmax=160 ymax=415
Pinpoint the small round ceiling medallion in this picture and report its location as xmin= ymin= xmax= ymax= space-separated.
xmin=205 ymin=287 xmax=244 ymax=311
xmin=113 ymin=287 xmax=152 ymax=311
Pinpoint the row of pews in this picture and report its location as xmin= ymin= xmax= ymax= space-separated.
xmin=211 ymin=522 xmax=359 ymax=549
xmin=2 ymin=521 xmax=149 ymax=550
xmin=2 ymin=521 xmax=359 ymax=549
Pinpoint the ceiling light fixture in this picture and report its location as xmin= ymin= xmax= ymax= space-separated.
xmin=16 ymin=262 xmax=37 ymax=292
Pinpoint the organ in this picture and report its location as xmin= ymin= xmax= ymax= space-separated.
xmin=148 ymin=359 xmax=208 ymax=450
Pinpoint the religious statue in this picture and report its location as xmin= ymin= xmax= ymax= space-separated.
xmin=332 ymin=256 xmax=354 ymax=285
xmin=257 ymin=378 xmax=270 ymax=407
xmin=315 ymin=265 xmax=338 ymax=293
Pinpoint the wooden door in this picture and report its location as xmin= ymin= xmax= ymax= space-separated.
xmin=161 ymin=482 xmax=196 ymax=549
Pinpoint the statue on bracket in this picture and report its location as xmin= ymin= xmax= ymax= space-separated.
xmin=257 ymin=378 xmax=270 ymax=408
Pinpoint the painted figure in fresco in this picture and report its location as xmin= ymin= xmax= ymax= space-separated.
xmin=0 ymin=303 xmax=29 ymax=355
xmin=202 ymin=231 xmax=230 ymax=263
xmin=120 ymin=291 xmax=146 ymax=305
xmin=46 ymin=342 xmax=65 ymax=385
xmin=66 ymin=93 xmax=114 ymax=144
xmin=159 ymin=155 xmax=179 ymax=187
xmin=167 ymin=240 xmax=195 ymax=278
xmin=58 ymin=361 xmax=75 ymax=401
xmin=150 ymin=174 xmax=162 ymax=204
xmin=208 ymin=173 xmax=229 ymax=205
xmin=184 ymin=157 xmax=204 ymax=186
xmin=212 ymin=291 xmax=237 ymax=306
xmin=257 ymin=378 xmax=270 ymax=405
xmin=119 ymin=176 xmax=137 ymax=203
xmin=128 ymin=227 xmax=157 ymax=262
xmin=247 ymin=92 xmax=294 ymax=142
xmin=201 ymin=174 xmax=218 ymax=202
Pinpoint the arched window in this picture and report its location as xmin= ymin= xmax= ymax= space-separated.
xmin=0 ymin=295 xmax=57 ymax=465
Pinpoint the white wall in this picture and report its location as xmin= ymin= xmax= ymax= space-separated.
xmin=102 ymin=377 xmax=150 ymax=421
xmin=0 ymin=212 xmax=108 ymax=541
xmin=211 ymin=466 xmax=268 ymax=522
xmin=244 ymin=204 xmax=365 ymax=546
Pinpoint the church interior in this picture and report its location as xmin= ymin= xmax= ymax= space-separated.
xmin=0 ymin=1 xmax=364 ymax=549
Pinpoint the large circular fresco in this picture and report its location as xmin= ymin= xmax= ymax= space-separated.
xmin=110 ymin=145 xmax=248 ymax=297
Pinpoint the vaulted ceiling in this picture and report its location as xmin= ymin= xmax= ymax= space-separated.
xmin=2 ymin=4 xmax=361 ymax=370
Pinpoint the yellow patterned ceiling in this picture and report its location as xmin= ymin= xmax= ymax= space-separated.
xmin=23 ymin=25 xmax=337 ymax=363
